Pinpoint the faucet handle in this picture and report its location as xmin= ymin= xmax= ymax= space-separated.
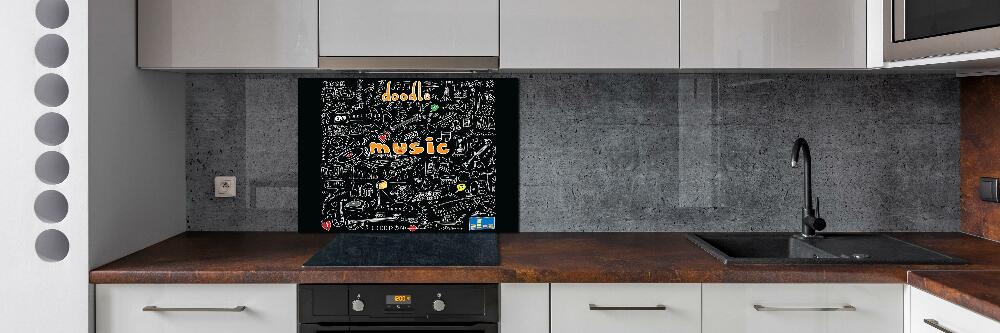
xmin=815 ymin=196 xmax=820 ymax=218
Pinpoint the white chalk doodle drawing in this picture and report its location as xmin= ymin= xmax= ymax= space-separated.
xmin=314 ymin=79 xmax=500 ymax=232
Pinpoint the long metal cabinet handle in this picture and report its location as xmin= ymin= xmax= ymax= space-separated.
xmin=589 ymin=304 xmax=667 ymax=311
xmin=753 ymin=304 xmax=856 ymax=312
xmin=923 ymin=319 xmax=956 ymax=333
xmin=142 ymin=306 xmax=247 ymax=312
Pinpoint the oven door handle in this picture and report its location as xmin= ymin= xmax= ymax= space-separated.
xmin=347 ymin=323 xmax=497 ymax=331
xmin=298 ymin=325 xmax=349 ymax=333
xmin=298 ymin=323 xmax=498 ymax=332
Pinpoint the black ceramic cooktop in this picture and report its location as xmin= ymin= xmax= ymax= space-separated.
xmin=303 ymin=233 xmax=500 ymax=267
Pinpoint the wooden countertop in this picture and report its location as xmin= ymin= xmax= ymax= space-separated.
xmin=908 ymin=270 xmax=1000 ymax=323
xmin=91 ymin=232 xmax=1000 ymax=284
xmin=89 ymin=232 xmax=1000 ymax=320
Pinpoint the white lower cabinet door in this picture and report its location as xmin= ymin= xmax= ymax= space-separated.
xmin=500 ymin=283 xmax=549 ymax=333
xmin=910 ymin=287 xmax=1000 ymax=333
xmin=550 ymin=283 xmax=701 ymax=333
xmin=96 ymin=284 xmax=297 ymax=333
xmin=702 ymin=283 xmax=904 ymax=333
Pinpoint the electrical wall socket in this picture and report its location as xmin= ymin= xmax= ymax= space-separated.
xmin=980 ymin=177 xmax=999 ymax=202
xmin=215 ymin=176 xmax=236 ymax=198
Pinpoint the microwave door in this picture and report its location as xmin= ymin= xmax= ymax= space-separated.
xmin=885 ymin=0 xmax=1000 ymax=61
xmin=896 ymin=0 xmax=1000 ymax=42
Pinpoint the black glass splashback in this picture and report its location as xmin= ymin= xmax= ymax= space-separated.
xmin=303 ymin=233 xmax=500 ymax=266
xmin=298 ymin=79 xmax=519 ymax=233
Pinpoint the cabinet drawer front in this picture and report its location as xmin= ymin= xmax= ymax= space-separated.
xmin=910 ymin=287 xmax=1000 ymax=333
xmin=96 ymin=284 xmax=296 ymax=333
xmin=551 ymin=283 xmax=701 ymax=333
xmin=702 ymin=283 xmax=903 ymax=333
xmin=319 ymin=0 xmax=499 ymax=57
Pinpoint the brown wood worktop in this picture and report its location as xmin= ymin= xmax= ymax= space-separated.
xmin=90 ymin=232 xmax=1000 ymax=285
xmin=908 ymin=270 xmax=1000 ymax=323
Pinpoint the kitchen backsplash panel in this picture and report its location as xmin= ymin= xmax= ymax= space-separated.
xmin=186 ymin=73 xmax=960 ymax=232
xmin=960 ymin=76 xmax=1000 ymax=242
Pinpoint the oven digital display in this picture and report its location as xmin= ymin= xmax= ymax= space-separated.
xmin=386 ymin=295 xmax=412 ymax=305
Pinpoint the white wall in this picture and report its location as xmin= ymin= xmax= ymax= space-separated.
xmin=0 ymin=0 xmax=90 ymax=331
xmin=0 ymin=0 xmax=184 ymax=331
xmin=88 ymin=0 xmax=186 ymax=270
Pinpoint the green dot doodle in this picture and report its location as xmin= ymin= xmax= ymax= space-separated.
xmin=430 ymin=104 xmax=440 ymax=112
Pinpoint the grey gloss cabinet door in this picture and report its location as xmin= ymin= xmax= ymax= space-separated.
xmin=501 ymin=0 xmax=680 ymax=69
xmin=680 ymin=0 xmax=868 ymax=68
xmin=319 ymin=0 xmax=500 ymax=57
xmin=138 ymin=0 xmax=318 ymax=69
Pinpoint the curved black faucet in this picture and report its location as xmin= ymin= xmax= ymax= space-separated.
xmin=791 ymin=138 xmax=826 ymax=237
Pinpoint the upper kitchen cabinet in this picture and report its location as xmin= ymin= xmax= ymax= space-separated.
xmin=137 ymin=0 xmax=318 ymax=69
xmin=501 ymin=0 xmax=680 ymax=69
xmin=318 ymin=0 xmax=500 ymax=70
xmin=681 ymin=0 xmax=877 ymax=69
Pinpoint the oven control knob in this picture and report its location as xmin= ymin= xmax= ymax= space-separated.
xmin=432 ymin=299 xmax=446 ymax=312
xmin=351 ymin=299 xmax=365 ymax=312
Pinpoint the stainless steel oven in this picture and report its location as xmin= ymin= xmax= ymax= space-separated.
xmin=885 ymin=0 xmax=1000 ymax=61
xmin=298 ymin=284 xmax=498 ymax=333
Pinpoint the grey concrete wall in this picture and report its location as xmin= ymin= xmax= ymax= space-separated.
xmin=186 ymin=73 xmax=960 ymax=232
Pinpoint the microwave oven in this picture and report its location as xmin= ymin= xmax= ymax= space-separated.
xmin=884 ymin=0 xmax=1000 ymax=62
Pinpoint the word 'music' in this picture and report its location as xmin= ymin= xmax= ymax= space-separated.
xmin=370 ymin=137 xmax=450 ymax=156
xmin=382 ymin=81 xmax=431 ymax=102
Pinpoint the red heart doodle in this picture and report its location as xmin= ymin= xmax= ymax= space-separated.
xmin=321 ymin=220 xmax=332 ymax=231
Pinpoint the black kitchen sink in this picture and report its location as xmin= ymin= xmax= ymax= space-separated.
xmin=687 ymin=233 xmax=966 ymax=265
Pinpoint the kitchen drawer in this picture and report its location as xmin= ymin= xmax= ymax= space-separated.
xmin=550 ymin=283 xmax=701 ymax=333
xmin=910 ymin=287 xmax=1000 ymax=333
xmin=702 ymin=283 xmax=903 ymax=333
xmin=96 ymin=284 xmax=296 ymax=333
